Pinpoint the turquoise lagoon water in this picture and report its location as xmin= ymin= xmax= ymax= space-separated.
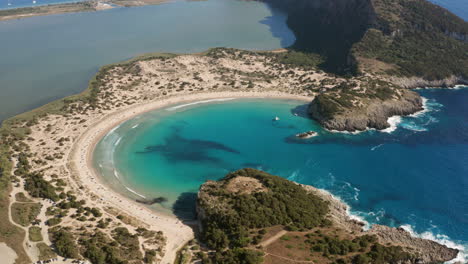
xmin=95 ymin=87 xmax=468 ymax=262
xmin=0 ymin=0 xmax=294 ymax=122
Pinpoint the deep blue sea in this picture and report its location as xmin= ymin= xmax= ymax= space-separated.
xmin=95 ymin=87 xmax=468 ymax=262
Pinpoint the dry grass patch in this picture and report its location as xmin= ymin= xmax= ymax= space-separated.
xmin=11 ymin=202 xmax=41 ymax=227
xmin=225 ymin=176 xmax=267 ymax=195
xmin=29 ymin=226 xmax=43 ymax=242
xmin=37 ymin=242 xmax=57 ymax=261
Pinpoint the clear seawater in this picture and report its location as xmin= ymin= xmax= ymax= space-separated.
xmin=0 ymin=0 xmax=294 ymax=122
xmin=95 ymin=87 xmax=468 ymax=262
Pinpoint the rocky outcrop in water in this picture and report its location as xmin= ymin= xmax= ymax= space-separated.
xmin=308 ymin=80 xmax=423 ymax=132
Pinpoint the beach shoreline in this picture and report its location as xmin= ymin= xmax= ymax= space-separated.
xmin=69 ymin=91 xmax=312 ymax=263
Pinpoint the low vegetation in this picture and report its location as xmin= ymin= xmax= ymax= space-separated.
xmin=197 ymin=169 xmax=419 ymax=264
xmin=28 ymin=226 xmax=43 ymax=242
xmin=199 ymin=169 xmax=330 ymax=251
xmin=10 ymin=202 xmax=41 ymax=227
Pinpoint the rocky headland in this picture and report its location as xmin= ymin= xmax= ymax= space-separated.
xmin=308 ymin=83 xmax=423 ymax=132
xmin=196 ymin=169 xmax=458 ymax=263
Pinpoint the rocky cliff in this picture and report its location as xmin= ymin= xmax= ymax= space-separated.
xmin=301 ymin=184 xmax=459 ymax=264
xmin=307 ymin=80 xmax=423 ymax=131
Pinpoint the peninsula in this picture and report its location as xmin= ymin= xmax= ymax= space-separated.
xmin=0 ymin=47 xmax=462 ymax=264
xmin=194 ymin=168 xmax=458 ymax=263
xmin=0 ymin=0 xmax=168 ymax=21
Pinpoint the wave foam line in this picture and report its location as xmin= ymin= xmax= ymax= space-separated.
xmin=125 ymin=187 xmax=146 ymax=199
xmin=131 ymin=124 xmax=140 ymax=129
xmin=166 ymin=98 xmax=235 ymax=111
xmin=114 ymin=137 xmax=122 ymax=147
xmin=409 ymin=97 xmax=429 ymax=117
xmin=400 ymin=224 xmax=467 ymax=263
xmin=371 ymin=144 xmax=384 ymax=151
xmin=381 ymin=116 xmax=402 ymax=133
xmin=113 ymin=169 xmax=120 ymax=180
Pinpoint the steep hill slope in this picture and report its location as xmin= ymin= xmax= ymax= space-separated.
xmin=266 ymin=0 xmax=468 ymax=81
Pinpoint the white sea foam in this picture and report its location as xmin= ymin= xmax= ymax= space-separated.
xmin=131 ymin=124 xmax=140 ymax=129
xmin=166 ymin=98 xmax=235 ymax=111
xmin=113 ymin=169 xmax=120 ymax=180
xmin=381 ymin=116 xmax=402 ymax=133
xmin=400 ymin=121 xmax=428 ymax=132
xmin=125 ymin=187 xmax=146 ymax=199
xmin=114 ymin=137 xmax=122 ymax=147
xmin=409 ymin=97 xmax=429 ymax=117
xmin=328 ymin=129 xmax=365 ymax=135
xmin=454 ymin=85 xmax=468 ymax=90
xmin=287 ymin=169 xmax=300 ymax=181
xmin=371 ymin=144 xmax=384 ymax=151
xmin=352 ymin=187 xmax=360 ymax=201
xmin=400 ymin=224 xmax=467 ymax=263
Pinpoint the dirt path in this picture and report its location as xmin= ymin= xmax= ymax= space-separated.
xmin=259 ymin=230 xmax=288 ymax=248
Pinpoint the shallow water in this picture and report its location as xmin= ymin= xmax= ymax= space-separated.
xmin=0 ymin=0 xmax=294 ymax=122
xmin=95 ymin=87 xmax=468 ymax=261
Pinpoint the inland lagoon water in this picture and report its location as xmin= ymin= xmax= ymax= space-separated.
xmin=95 ymin=87 xmax=468 ymax=262
xmin=0 ymin=0 xmax=294 ymax=122
xmin=0 ymin=0 xmax=86 ymax=9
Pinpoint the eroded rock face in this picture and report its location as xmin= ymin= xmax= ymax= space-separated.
xmin=308 ymin=89 xmax=423 ymax=132
xmin=301 ymin=185 xmax=459 ymax=264
xmin=369 ymin=225 xmax=459 ymax=263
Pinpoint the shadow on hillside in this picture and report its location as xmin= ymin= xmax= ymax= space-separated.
xmin=264 ymin=0 xmax=374 ymax=75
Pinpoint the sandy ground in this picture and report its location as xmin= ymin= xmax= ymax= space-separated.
xmin=69 ymin=91 xmax=311 ymax=263
xmin=0 ymin=242 xmax=18 ymax=264
xmin=10 ymin=50 xmax=327 ymax=263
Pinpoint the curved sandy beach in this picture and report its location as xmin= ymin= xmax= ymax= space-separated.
xmin=68 ymin=91 xmax=312 ymax=264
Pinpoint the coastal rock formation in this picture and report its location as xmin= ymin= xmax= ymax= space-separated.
xmin=308 ymin=81 xmax=423 ymax=132
xmin=391 ymin=75 xmax=468 ymax=89
xmin=301 ymin=184 xmax=459 ymax=263
xmin=369 ymin=225 xmax=459 ymax=263
xmin=197 ymin=169 xmax=458 ymax=263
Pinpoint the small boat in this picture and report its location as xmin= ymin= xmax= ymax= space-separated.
xmin=294 ymin=113 xmax=298 ymax=116
xmin=296 ymin=131 xmax=318 ymax=139
xmin=273 ymin=116 xmax=280 ymax=121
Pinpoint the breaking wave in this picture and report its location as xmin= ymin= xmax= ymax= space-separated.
xmin=400 ymin=224 xmax=467 ymax=263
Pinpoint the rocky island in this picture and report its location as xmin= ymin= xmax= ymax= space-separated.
xmin=194 ymin=168 xmax=458 ymax=263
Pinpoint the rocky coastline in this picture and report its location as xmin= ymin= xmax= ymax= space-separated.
xmin=301 ymin=184 xmax=459 ymax=263
xmin=196 ymin=169 xmax=459 ymax=263
xmin=308 ymin=86 xmax=423 ymax=132
xmin=390 ymin=76 xmax=468 ymax=89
